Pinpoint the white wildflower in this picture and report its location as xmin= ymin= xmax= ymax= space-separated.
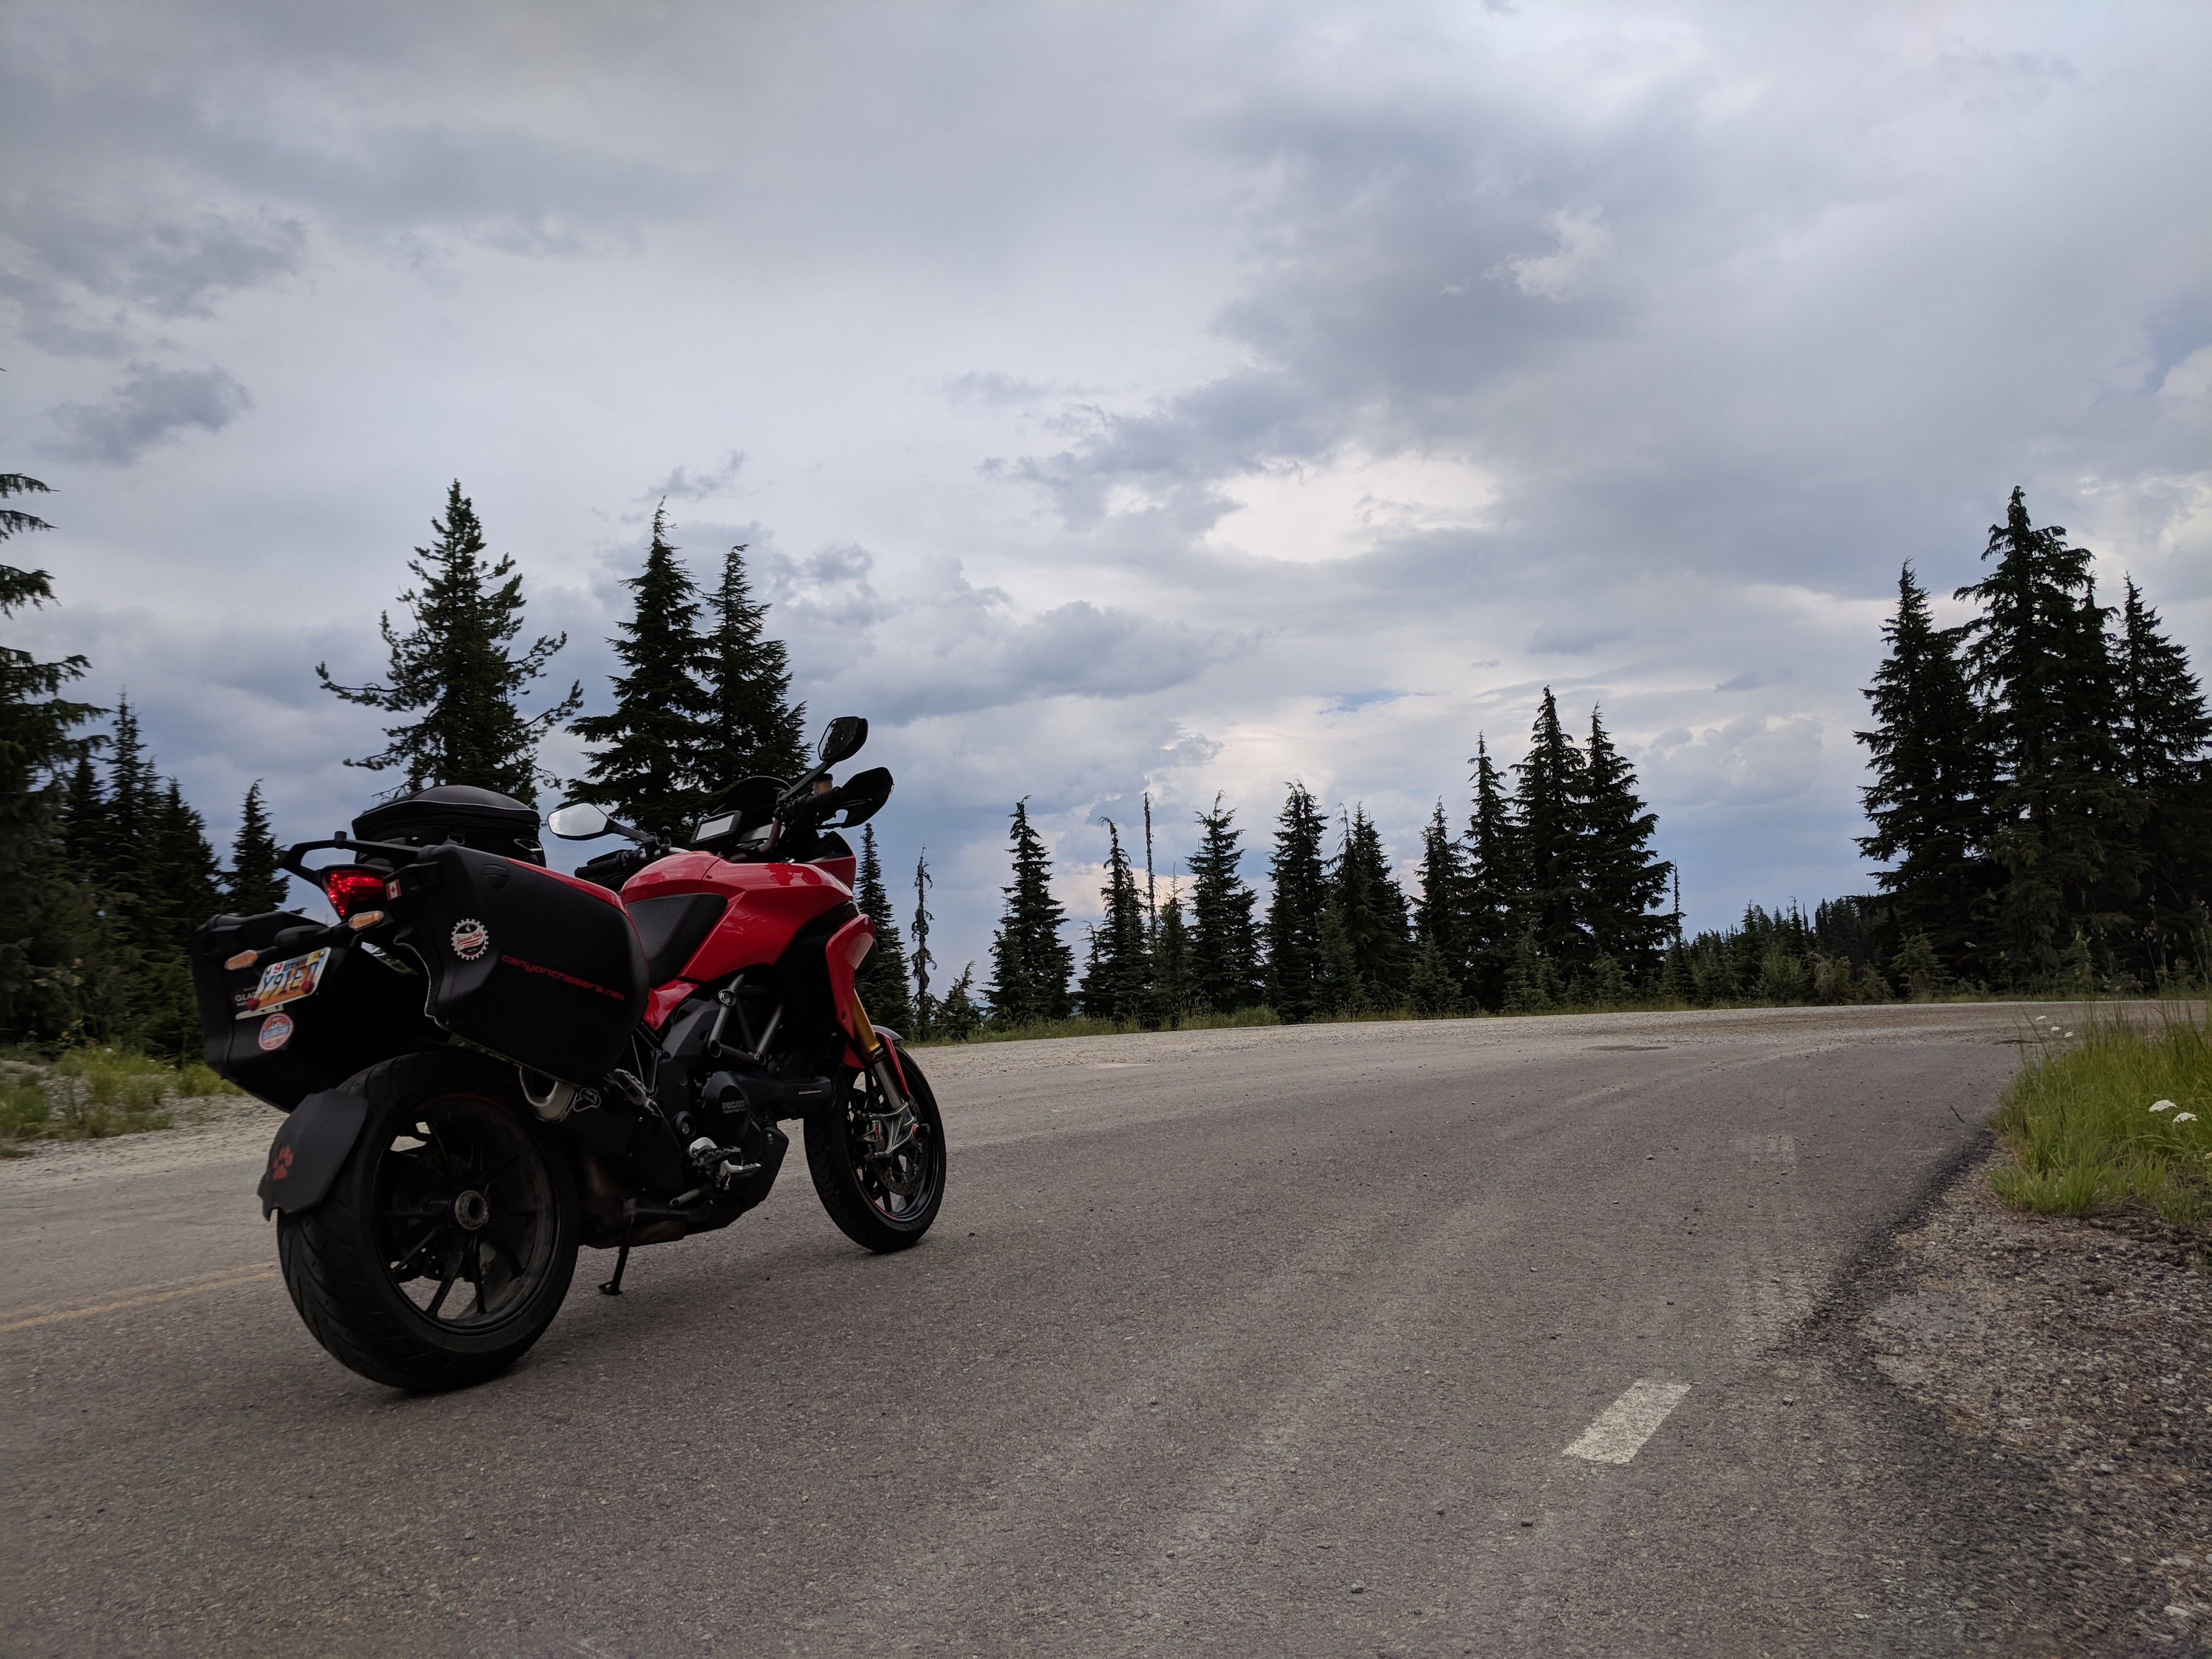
xmin=2176 ymin=1113 xmax=2198 ymax=1124
xmin=2151 ymin=1101 xmax=2176 ymax=1113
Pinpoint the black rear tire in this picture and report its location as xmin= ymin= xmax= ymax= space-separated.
xmin=275 ymin=1050 xmax=580 ymax=1391
xmin=804 ymin=1043 xmax=946 ymax=1252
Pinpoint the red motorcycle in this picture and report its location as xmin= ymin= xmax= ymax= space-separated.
xmin=190 ymin=716 xmax=944 ymax=1391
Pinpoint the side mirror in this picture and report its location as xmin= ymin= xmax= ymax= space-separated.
xmin=546 ymin=803 xmax=612 ymax=840
xmin=818 ymin=716 xmax=868 ymax=766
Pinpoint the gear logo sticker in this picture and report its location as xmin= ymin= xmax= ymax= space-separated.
xmin=257 ymin=1011 xmax=294 ymax=1051
xmin=450 ymin=918 xmax=491 ymax=961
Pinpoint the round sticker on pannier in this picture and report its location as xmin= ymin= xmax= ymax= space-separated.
xmin=450 ymin=919 xmax=491 ymax=961
xmin=258 ymin=1012 xmax=294 ymax=1051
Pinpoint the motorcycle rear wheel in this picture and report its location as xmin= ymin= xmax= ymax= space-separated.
xmin=276 ymin=1051 xmax=580 ymax=1391
xmin=804 ymin=1044 xmax=946 ymax=1252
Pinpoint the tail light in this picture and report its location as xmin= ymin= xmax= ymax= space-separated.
xmin=323 ymin=866 xmax=388 ymax=919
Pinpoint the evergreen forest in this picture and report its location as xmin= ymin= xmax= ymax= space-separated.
xmin=4 ymin=480 xmax=2206 ymax=1057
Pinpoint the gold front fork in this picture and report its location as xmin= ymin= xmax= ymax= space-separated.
xmin=849 ymin=990 xmax=917 ymax=1155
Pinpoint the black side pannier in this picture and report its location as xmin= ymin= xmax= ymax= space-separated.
xmin=352 ymin=785 xmax=545 ymax=866
xmin=389 ymin=845 xmax=649 ymax=1085
xmin=189 ymin=911 xmax=446 ymax=1110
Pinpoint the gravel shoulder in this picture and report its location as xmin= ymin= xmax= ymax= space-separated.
xmin=1855 ymin=1139 xmax=2212 ymax=1654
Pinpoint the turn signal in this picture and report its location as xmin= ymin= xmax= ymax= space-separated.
xmin=224 ymin=948 xmax=258 ymax=970
xmin=346 ymin=910 xmax=387 ymax=931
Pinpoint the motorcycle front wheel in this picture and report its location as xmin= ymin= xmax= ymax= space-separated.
xmin=275 ymin=1051 xmax=580 ymax=1391
xmin=804 ymin=1043 xmax=946 ymax=1252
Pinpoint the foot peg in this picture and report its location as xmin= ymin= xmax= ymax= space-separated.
xmin=687 ymin=1136 xmax=763 ymax=1191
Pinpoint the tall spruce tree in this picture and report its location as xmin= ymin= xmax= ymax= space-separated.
xmin=1187 ymin=795 xmax=1263 ymax=1012
xmin=1512 ymin=689 xmax=1589 ymax=969
xmin=1856 ymin=563 xmax=1995 ymax=973
xmin=1155 ymin=888 xmax=1192 ymax=1023
xmin=317 ymin=482 xmax=580 ymax=803
xmin=1264 ymin=783 xmax=1329 ymax=1022
xmin=1079 ymin=819 xmax=1154 ymax=1025
xmin=987 ymin=799 xmax=1073 ymax=1024
xmin=697 ymin=542 xmax=807 ymax=799
xmin=1332 ymin=807 xmax=1413 ymax=1009
xmin=1463 ymin=736 xmax=1515 ymax=1011
xmin=570 ymin=503 xmax=713 ymax=833
xmin=2113 ymin=576 xmax=2212 ymax=973
xmin=1 ymin=501 xmax=103 ymax=1042
xmin=910 ymin=849 xmax=936 ymax=1038
xmin=852 ymin=823 xmax=914 ymax=1030
xmin=1578 ymin=707 xmax=1672 ymax=979
xmin=1416 ymin=800 xmax=1467 ymax=985
xmin=227 ymin=781 xmax=285 ymax=915
xmin=1956 ymin=489 xmax=2134 ymax=980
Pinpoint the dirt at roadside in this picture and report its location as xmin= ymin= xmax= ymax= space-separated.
xmin=1863 ymin=1143 xmax=2212 ymax=1654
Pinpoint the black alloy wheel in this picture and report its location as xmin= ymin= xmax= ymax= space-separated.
xmin=275 ymin=1052 xmax=579 ymax=1391
xmin=375 ymin=1098 xmax=560 ymax=1328
xmin=804 ymin=1043 xmax=946 ymax=1252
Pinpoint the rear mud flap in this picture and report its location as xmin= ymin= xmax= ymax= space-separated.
xmin=257 ymin=1089 xmax=370 ymax=1217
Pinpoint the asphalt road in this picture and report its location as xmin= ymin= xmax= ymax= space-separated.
xmin=3 ymin=1004 xmax=2056 ymax=1657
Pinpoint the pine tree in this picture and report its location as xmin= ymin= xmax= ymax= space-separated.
xmin=1332 ymin=807 xmax=1412 ymax=1009
xmin=852 ymin=823 xmax=914 ymax=1031
xmin=104 ymin=697 xmax=154 ymax=887
xmin=227 ymin=781 xmax=285 ymax=915
xmin=1956 ymin=489 xmax=2135 ymax=980
xmin=1578 ymin=707 xmax=1672 ymax=980
xmin=697 ymin=542 xmax=807 ymax=800
xmin=1512 ymin=689 xmax=1588 ymax=969
xmin=910 ymin=849 xmax=936 ymax=1039
xmin=938 ymin=963 xmax=983 ymax=1040
xmin=570 ymin=503 xmax=713 ymax=834
xmin=0 ymin=515 xmax=103 ymax=1043
xmin=318 ymin=482 xmax=580 ymax=803
xmin=1856 ymin=564 xmax=1996 ymax=974
xmin=1155 ymin=889 xmax=1191 ymax=1024
xmin=1415 ymin=801 xmax=1467 ymax=990
xmin=1264 ymin=784 xmax=1329 ymax=1022
xmin=1463 ymin=736 xmax=1515 ymax=1011
xmin=1187 ymin=796 xmax=1263 ymax=1012
xmin=2113 ymin=577 xmax=2212 ymax=975
xmin=1079 ymin=820 xmax=1154 ymax=1025
xmin=987 ymin=800 xmax=1073 ymax=1025
xmin=136 ymin=779 xmax=224 ymax=1055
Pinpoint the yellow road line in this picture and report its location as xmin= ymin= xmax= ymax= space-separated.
xmin=0 ymin=1269 xmax=280 ymax=1333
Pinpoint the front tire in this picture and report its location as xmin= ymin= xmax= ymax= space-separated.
xmin=804 ymin=1043 xmax=946 ymax=1252
xmin=275 ymin=1051 xmax=580 ymax=1391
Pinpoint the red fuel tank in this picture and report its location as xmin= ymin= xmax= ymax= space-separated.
xmin=621 ymin=851 xmax=855 ymax=984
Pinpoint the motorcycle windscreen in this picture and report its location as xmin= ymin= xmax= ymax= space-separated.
xmin=189 ymin=912 xmax=445 ymax=1110
xmin=396 ymin=845 xmax=649 ymax=1085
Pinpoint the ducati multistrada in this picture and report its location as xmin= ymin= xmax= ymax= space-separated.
xmin=189 ymin=716 xmax=944 ymax=1390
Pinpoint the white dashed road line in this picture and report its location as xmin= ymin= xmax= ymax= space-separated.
xmin=1563 ymin=1379 xmax=1692 ymax=1464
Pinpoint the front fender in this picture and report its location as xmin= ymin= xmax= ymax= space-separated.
xmin=256 ymin=1089 xmax=369 ymax=1217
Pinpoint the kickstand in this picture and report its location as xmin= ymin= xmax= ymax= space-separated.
xmin=599 ymin=1203 xmax=636 ymax=1296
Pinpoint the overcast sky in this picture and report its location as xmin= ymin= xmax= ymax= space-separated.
xmin=4 ymin=1 xmax=2208 ymax=983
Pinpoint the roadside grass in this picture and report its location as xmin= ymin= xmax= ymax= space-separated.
xmin=0 ymin=1048 xmax=241 ymax=1157
xmin=1990 ymin=1005 xmax=2212 ymax=1227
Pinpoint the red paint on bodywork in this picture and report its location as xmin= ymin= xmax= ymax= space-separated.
xmin=622 ymin=850 xmax=855 ymax=983
xmin=643 ymin=982 xmax=693 ymax=1029
xmin=826 ymin=913 xmax=875 ymax=1045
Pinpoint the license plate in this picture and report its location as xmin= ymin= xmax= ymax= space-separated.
xmin=236 ymin=949 xmax=332 ymax=1018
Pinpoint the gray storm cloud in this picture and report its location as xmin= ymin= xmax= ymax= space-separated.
xmin=0 ymin=0 xmax=2205 ymax=978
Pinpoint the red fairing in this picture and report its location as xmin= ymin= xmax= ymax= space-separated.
xmin=623 ymin=850 xmax=855 ymax=982
xmin=825 ymin=913 xmax=875 ymax=1045
xmin=643 ymin=983 xmax=693 ymax=1030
